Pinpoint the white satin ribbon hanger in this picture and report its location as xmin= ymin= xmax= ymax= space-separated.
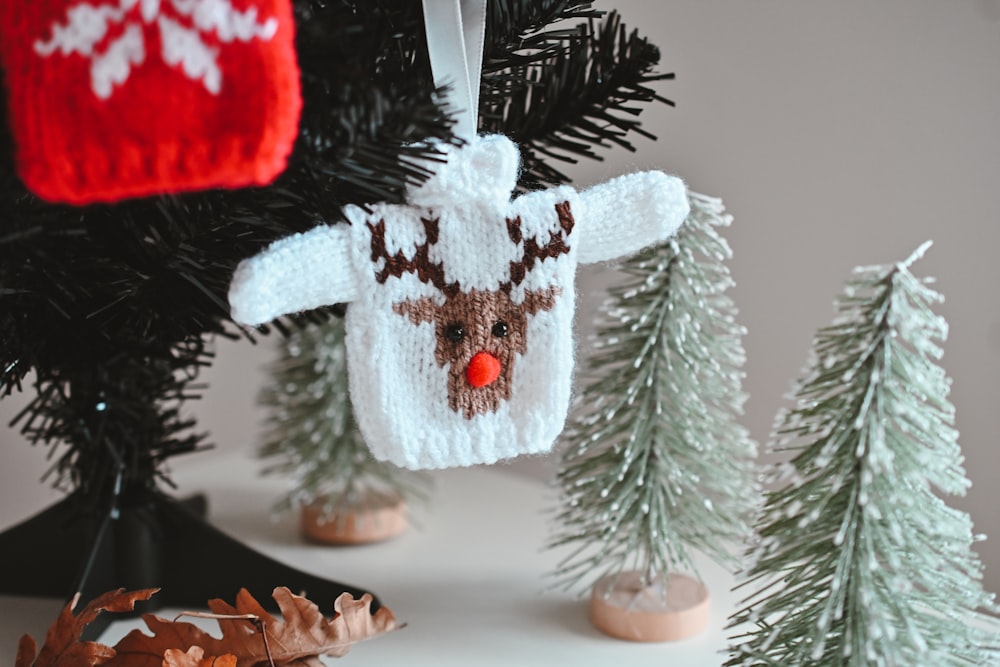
xmin=421 ymin=0 xmax=488 ymax=141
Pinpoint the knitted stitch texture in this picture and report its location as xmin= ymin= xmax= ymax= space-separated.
xmin=229 ymin=134 xmax=689 ymax=469
xmin=0 ymin=0 xmax=300 ymax=204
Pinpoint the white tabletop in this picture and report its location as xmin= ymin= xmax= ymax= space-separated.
xmin=0 ymin=450 xmax=738 ymax=666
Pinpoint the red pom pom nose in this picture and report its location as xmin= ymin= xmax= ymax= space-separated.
xmin=467 ymin=352 xmax=502 ymax=387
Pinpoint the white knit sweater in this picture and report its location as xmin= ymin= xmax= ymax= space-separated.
xmin=229 ymin=135 xmax=689 ymax=469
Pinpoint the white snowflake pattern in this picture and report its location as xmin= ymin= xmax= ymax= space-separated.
xmin=34 ymin=0 xmax=279 ymax=99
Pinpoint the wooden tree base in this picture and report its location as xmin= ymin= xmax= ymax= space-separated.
xmin=300 ymin=491 xmax=407 ymax=545
xmin=589 ymin=571 xmax=710 ymax=642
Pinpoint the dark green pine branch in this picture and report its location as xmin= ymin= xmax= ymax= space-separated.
xmin=288 ymin=0 xmax=456 ymax=219
xmin=484 ymin=0 xmax=600 ymax=71
xmin=482 ymin=11 xmax=674 ymax=189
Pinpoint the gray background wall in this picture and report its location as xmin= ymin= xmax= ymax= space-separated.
xmin=2 ymin=0 xmax=999 ymax=593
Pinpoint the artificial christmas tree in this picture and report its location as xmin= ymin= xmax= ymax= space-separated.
xmin=259 ymin=317 xmax=431 ymax=544
xmin=0 ymin=0 xmax=674 ymax=620
xmin=549 ymin=192 xmax=756 ymax=641
xmin=726 ymin=243 xmax=1000 ymax=666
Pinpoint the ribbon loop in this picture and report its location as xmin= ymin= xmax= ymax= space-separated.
xmin=421 ymin=0 xmax=487 ymax=140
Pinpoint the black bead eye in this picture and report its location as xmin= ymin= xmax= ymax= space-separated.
xmin=491 ymin=321 xmax=509 ymax=338
xmin=445 ymin=323 xmax=465 ymax=342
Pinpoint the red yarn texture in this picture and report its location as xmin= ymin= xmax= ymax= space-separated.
xmin=0 ymin=0 xmax=301 ymax=204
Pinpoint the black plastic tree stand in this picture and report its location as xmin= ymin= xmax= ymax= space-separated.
xmin=0 ymin=346 xmax=378 ymax=640
xmin=0 ymin=485 xmax=376 ymax=634
xmin=0 ymin=476 xmax=377 ymax=638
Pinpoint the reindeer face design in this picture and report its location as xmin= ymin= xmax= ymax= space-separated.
xmin=368 ymin=203 xmax=574 ymax=419
xmin=394 ymin=285 xmax=561 ymax=419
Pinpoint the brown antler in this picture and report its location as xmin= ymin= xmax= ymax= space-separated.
xmin=504 ymin=201 xmax=575 ymax=289
xmin=367 ymin=216 xmax=459 ymax=297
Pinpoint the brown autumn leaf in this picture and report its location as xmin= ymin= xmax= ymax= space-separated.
xmin=109 ymin=588 xmax=397 ymax=667
xmin=162 ymin=647 xmax=237 ymax=667
xmin=14 ymin=588 xmax=159 ymax=667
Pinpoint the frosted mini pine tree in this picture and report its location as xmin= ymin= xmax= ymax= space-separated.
xmin=549 ymin=192 xmax=757 ymax=641
xmin=726 ymin=242 xmax=1000 ymax=666
xmin=260 ymin=317 xmax=430 ymax=544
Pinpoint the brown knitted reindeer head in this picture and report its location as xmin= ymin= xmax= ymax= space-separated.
xmin=367 ymin=201 xmax=574 ymax=419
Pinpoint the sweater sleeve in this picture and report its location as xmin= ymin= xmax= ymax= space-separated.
xmin=228 ymin=224 xmax=359 ymax=325
xmin=575 ymin=171 xmax=689 ymax=265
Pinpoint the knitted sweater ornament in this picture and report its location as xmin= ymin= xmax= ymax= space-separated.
xmin=229 ymin=134 xmax=690 ymax=469
xmin=0 ymin=0 xmax=301 ymax=204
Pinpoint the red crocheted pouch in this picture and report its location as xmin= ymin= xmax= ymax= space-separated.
xmin=0 ymin=0 xmax=301 ymax=204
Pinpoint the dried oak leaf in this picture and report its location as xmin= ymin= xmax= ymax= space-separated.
xmin=109 ymin=588 xmax=396 ymax=667
xmin=162 ymin=647 xmax=236 ymax=667
xmin=14 ymin=589 xmax=159 ymax=667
